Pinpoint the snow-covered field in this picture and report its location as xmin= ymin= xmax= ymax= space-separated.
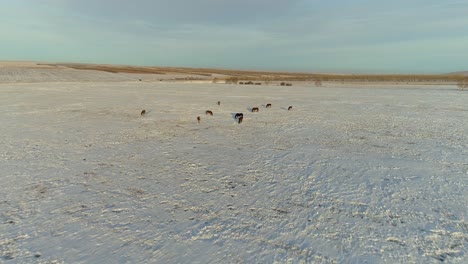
xmin=0 ymin=74 xmax=467 ymax=263
xmin=0 ymin=67 xmax=137 ymax=83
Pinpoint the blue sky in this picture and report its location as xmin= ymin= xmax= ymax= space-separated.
xmin=1 ymin=0 xmax=467 ymax=73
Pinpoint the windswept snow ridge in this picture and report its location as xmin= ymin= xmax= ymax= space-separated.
xmin=0 ymin=80 xmax=467 ymax=263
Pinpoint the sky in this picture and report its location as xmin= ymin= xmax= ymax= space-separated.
xmin=1 ymin=0 xmax=467 ymax=73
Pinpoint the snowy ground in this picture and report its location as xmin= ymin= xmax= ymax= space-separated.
xmin=0 ymin=76 xmax=467 ymax=263
xmin=0 ymin=67 xmax=136 ymax=83
xmin=0 ymin=62 xmax=223 ymax=83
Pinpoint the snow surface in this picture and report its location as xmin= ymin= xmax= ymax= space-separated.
xmin=0 ymin=68 xmax=135 ymax=83
xmin=0 ymin=77 xmax=467 ymax=263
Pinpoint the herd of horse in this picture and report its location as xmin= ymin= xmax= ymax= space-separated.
xmin=197 ymin=102 xmax=292 ymax=124
xmin=140 ymin=102 xmax=293 ymax=124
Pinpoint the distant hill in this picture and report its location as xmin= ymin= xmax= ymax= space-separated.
xmin=1 ymin=61 xmax=465 ymax=84
xmin=447 ymin=71 xmax=468 ymax=76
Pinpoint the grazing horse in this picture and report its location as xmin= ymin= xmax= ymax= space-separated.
xmin=217 ymin=101 xmax=221 ymax=105
xmin=234 ymin=113 xmax=243 ymax=124
xmin=251 ymin=107 xmax=259 ymax=112
xmin=288 ymin=106 xmax=293 ymax=111
xmin=140 ymin=110 xmax=146 ymax=116
xmin=205 ymin=110 xmax=213 ymax=116
xmin=197 ymin=116 xmax=201 ymax=124
xmin=266 ymin=104 xmax=272 ymax=108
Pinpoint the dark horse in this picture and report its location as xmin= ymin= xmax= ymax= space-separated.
xmin=251 ymin=107 xmax=259 ymax=112
xmin=234 ymin=113 xmax=243 ymax=124
xmin=266 ymin=104 xmax=272 ymax=108
xmin=205 ymin=110 xmax=213 ymax=116
xmin=288 ymin=106 xmax=293 ymax=111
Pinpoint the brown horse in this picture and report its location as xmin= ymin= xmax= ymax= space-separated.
xmin=140 ymin=110 xmax=146 ymax=116
xmin=237 ymin=116 xmax=243 ymax=124
xmin=217 ymin=101 xmax=221 ymax=105
xmin=197 ymin=116 xmax=201 ymax=124
xmin=206 ymin=110 xmax=213 ymax=116
xmin=288 ymin=106 xmax=293 ymax=111
xmin=266 ymin=104 xmax=272 ymax=108
xmin=251 ymin=107 xmax=259 ymax=112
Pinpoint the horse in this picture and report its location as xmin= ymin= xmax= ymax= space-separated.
xmin=266 ymin=104 xmax=272 ymax=108
xmin=205 ymin=110 xmax=213 ymax=116
xmin=251 ymin=107 xmax=259 ymax=112
xmin=288 ymin=106 xmax=293 ymax=111
xmin=197 ymin=116 xmax=201 ymax=124
xmin=140 ymin=110 xmax=146 ymax=116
